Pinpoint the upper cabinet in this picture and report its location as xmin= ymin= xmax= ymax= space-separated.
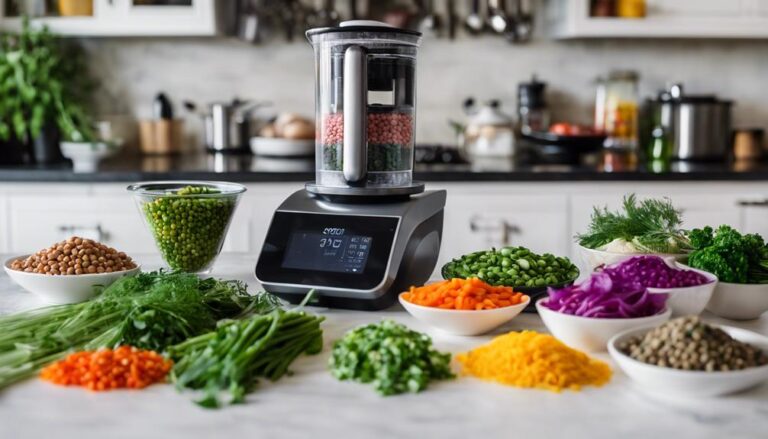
xmin=0 ymin=0 xmax=228 ymax=37
xmin=547 ymin=0 xmax=768 ymax=39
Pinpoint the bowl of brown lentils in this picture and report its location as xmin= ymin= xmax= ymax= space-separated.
xmin=608 ymin=316 xmax=768 ymax=398
xmin=4 ymin=237 xmax=140 ymax=304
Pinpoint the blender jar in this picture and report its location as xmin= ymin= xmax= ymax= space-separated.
xmin=307 ymin=21 xmax=422 ymax=191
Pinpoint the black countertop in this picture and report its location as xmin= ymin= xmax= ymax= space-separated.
xmin=2 ymin=153 xmax=768 ymax=183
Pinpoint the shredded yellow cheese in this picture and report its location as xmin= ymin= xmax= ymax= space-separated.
xmin=456 ymin=330 xmax=612 ymax=392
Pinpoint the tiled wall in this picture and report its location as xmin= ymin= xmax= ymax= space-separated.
xmin=82 ymin=35 xmax=768 ymax=146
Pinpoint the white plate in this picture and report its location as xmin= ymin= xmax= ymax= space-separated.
xmin=399 ymin=292 xmax=529 ymax=336
xmin=250 ymin=137 xmax=314 ymax=157
xmin=4 ymin=255 xmax=140 ymax=304
xmin=609 ymin=325 xmax=768 ymax=398
xmin=536 ymin=298 xmax=671 ymax=352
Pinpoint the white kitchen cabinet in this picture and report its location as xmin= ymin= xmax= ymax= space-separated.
xmin=7 ymin=194 xmax=156 ymax=253
xmin=437 ymin=189 xmax=569 ymax=271
xmin=547 ymin=0 xmax=768 ymax=39
xmin=0 ymin=0 xmax=225 ymax=37
xmin=740 ymin=199 xmax=768 ymax=237
xmin=226 ymin=184 xmax=296 ymax=253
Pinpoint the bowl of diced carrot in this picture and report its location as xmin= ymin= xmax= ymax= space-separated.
xmin=399 ymin=277 xmax=530 ymax=336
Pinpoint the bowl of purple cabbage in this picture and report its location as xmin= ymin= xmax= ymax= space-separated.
xmin=536 ymin=256 xmax=716 ymax=351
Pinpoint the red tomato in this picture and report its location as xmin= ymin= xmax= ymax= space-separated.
xmin=550 ymin=123 xmax=572 ymax=136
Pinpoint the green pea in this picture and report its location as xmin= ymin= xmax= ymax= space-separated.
xmin=143 ymin=185 xmax=236 ymax=273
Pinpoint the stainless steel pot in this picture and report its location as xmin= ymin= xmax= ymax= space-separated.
xmin=651 ymin=86 xmax=732 ymax=160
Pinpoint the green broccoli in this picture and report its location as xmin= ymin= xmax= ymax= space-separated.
xmin=687 ymin=225 xmax=768 ymax=284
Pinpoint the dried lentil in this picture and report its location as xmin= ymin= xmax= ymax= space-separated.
xmin=619 ymin=316 xmax=768 ymax=371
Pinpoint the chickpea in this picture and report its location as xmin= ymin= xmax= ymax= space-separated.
xmin=9 ymin=237 xmax=136 ymax=276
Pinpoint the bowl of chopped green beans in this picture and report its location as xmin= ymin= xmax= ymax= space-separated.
xmin=128 ymin=181 xmax=246 ymax=273
xmin=441 ymin=247 xmax=580 ymax=306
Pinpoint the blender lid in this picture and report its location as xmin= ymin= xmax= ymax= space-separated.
xmin=306 ymin=20 xmax=422 ymax=38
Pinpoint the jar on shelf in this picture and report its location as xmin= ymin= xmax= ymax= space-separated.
xmin=595 ymin=70 xmax=639 ymax=152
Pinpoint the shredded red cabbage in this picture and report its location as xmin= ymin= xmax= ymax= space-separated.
xmin=544 ymin=256 xmax=710 ymax=318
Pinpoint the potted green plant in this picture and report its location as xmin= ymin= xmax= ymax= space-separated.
xmin=0 ymin=18 xmax=95 ymax=165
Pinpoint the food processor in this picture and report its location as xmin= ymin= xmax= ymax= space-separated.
xmin=255 ymin=21 xmax=446 ymax=310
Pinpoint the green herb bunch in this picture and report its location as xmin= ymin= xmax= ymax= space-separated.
xmin=577 ymin=194 xmax=690 ymax=253
xmin=329 ymin=320 xmax=454 ymax=396
xmin=169 ymin=309 xmax=324 ymax=408
xmin=0 ymin=271 xmax=283 ymax=389
xmin=687 ymin=225 xmax=768 ymax=284
xmin=0 ymin=17 xmax=95 ymax=143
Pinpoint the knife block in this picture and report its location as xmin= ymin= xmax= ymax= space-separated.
xmin=139 ymin=120 xmax=183 ymax=155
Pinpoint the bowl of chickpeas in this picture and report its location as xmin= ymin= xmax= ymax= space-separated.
xmin=4 ymin=237 xmax=140 ymax=304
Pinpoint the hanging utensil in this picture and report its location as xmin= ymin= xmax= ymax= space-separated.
xmin=487 ymin=0 xmax=509 ymax=34
xmin=310 ymin=0 xmax=340 ymax=27
xmin=510 ymin=0 xmax=534 ymax=42
xmin=418 ymin=0 xmax=442 ymax=37
xmin=446 ymin=0 xmax=457 ymax=39
xmin=464 ymin=0 xmax=484 ymax=35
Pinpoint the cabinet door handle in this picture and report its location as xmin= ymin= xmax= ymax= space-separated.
xmin=737 ymin=199 xmax=768 ymax=207
xmin=469 ymin=216 xmax=521 ymax=246
xmin=57 ymin=224 xmax=109 ymax=242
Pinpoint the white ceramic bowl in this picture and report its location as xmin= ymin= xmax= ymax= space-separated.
xmin=647 ymin=264 xmax=718 ymax=317
xmin=609 ymin=325 xmax=768 ymax=398
xmin=398 ymin=293 xmax=529 ymax=336
xmin=250 ymin=137 xmax=314 ymax=157
xmin=576 ymin=244 xmax=685 ymax=272
xmin=706 ymin=282 xmax=768 ymax=320
xmin=536 ymin=298 xmax=672 ymax=352
xmin=61 ymin=141 xmax=121 ymax=173
xmin=4 ymin=255 xmax=140 ymax=304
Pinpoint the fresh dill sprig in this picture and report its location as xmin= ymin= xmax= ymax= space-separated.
xmin=576 ymin=194 xmax=690 ymax=253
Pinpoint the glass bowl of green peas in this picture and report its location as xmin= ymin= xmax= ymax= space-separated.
xmin=127 ymin=181 xmax=246 ymax=273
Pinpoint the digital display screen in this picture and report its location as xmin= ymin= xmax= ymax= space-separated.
xmin=282 ymin=227 xmax=373 ymax=274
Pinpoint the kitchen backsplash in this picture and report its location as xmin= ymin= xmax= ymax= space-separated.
xmin=81 ymin=36 xmax=768 ymax=145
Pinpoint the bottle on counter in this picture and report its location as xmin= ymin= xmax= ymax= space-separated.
xmin=595 ymin=71 xmax=640 ymax=172
xmin=517 ymin=75 xmax=550 ymax=135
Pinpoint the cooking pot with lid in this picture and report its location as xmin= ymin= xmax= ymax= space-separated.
xmin=648 ymin=84 xmax=732 ymax=161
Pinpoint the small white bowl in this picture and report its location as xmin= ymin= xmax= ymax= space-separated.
xmin=536 ymin=298 xmax=672 ymax=352
xmin=577 ymin=244 xmax=685 ymax=272
xmin=608 ymin=325 xmax=768 ymax=398
xmin=4 ymin=255 xmax=140 ymax=304
xmin=706 ymin=282 xmax=768 ymax=320
xmin=647 ymin=264 xmax=718 ymax=317
xmin=398 ymin=293 xmax=529 ymax=336
xmin=61 ymin=141 xmax=121 ymax=173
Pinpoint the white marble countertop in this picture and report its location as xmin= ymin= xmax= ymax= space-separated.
xmin=1 ymin=254 xmax=767 ymax=439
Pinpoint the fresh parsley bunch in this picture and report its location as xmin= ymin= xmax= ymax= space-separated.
xmin=687 ymin=225 xmax=768 ymax=284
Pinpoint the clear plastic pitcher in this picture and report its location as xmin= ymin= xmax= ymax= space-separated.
xmin=307 ymin=21 xmax=422 ymax=193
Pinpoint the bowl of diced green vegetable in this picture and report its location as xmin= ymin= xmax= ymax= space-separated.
xmin=128 ymin=181 xmax=246 ymax=273
xmin=441 ymin=246 xmax=579 ymax=307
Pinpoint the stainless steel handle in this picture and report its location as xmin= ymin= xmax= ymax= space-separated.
xmin=738 ymin=199 xmax=768 ymax=207
xmin=342 ymin=45 xmax=367 ymax=184
xmin=469 ymin=216 xmax=521 ymax=246
xmin=58 ymin=224 xmax=108 ymax=242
